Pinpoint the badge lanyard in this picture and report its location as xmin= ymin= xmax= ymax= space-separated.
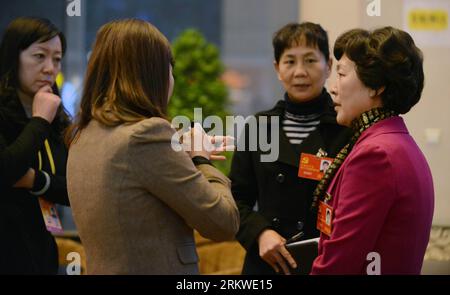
xmin=37 ymin=139 xmax=64 ymax=234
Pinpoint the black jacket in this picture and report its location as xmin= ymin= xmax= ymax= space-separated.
xmin=0 ymin=93 xmax=69 ymax=274
xmin=229 ymin=92 xmax=351 ymax=274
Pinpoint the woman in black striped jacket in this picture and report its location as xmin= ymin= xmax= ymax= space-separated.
xmin=229 ymin=22 xmax=351 ymax=275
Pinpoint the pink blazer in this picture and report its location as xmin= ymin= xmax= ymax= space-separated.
xmin=311 ymin=116 xmax=434 ymax=275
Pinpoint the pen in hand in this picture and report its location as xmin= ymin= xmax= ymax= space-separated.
xmin=285 ymin=231 xmax=304 ymax=245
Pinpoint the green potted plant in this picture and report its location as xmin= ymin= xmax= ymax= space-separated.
xmin=169 ymin=29 xmax=232 ymax=175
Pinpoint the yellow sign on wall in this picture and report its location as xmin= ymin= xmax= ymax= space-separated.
xmin=408 ymin=9 xmax=448 ymax=31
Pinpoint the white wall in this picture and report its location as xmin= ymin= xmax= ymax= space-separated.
xmin=300 ymin=0 xmax=450 ymax=225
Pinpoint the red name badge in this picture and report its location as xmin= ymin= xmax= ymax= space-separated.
xmin=298 ymin=153 xmax=334 ymax=181
xmin=317 ymin=201 xmax=333 ymax=236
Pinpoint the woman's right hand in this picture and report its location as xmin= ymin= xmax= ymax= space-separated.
xmin=181 ymin=123 xmax=234 ymax=160
xmin=257 ymin=229 xmax=297 ymax=275
xmin=32 ymin=85 xmax=61 ymax=123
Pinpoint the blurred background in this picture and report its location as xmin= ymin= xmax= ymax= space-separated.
xmin=1 ymin=0 xmax=449 ymax=274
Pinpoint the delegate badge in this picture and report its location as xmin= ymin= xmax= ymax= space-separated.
xmin=317 ymin=200 xmax=333 ymax=237
xmin=38 ymin=198 xmax=64 ymax=234
xmin=298 ymin=153 xmax=334 ymax=181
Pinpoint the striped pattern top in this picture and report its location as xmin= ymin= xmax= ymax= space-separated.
xmin=282 ymin=111 xmax=321 ymax=145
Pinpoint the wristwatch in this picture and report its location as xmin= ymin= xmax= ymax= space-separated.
xmin=191 ymin=156 xmax=213 ymax=166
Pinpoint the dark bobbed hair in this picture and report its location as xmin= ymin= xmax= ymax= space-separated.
xmin=334 ymin=26 xmax=424 ymax=114
xmin=273 ymin=22 xmax=330 ymax=63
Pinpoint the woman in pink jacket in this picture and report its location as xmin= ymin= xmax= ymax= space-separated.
xmin=310 ymin=27 xmax=434 ymax=275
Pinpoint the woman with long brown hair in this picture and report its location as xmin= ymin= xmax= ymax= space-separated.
xmin=66 ymin=19 xmax=239 ymax=274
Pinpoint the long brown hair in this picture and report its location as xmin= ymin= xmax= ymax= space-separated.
xmin=66 ymin=19 xmax=173 ymax=145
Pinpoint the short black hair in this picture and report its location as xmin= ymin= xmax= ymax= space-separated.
xmin=334 ymin=26 xmax=424 ymax=114
xmin=272 ymin=22 xmax=330 ymax=63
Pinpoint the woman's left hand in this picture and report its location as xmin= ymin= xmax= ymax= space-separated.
xmin=13 ymin=168 xmax=35 ymax=189
xmin=209 ymin=135 xmax=235 ymax=161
